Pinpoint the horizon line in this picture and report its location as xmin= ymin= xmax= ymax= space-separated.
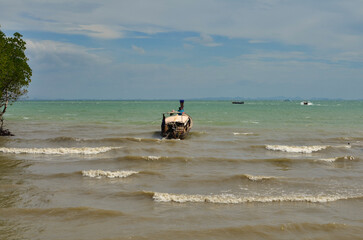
xmin=20 ymin=97 xmax=363 ymax=101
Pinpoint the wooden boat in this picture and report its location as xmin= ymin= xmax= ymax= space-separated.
xmin=161 ymin=112 xmax=193 ymax=139
xmin=301 ymin=101 xmax=313 ymax=106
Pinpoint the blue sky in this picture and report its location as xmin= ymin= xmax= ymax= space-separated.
xmin=1 ymin=0 xmax=363 ymax=99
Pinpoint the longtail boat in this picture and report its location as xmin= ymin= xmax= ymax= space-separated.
xmin=161 ymin=100 xmax=192 ymax=139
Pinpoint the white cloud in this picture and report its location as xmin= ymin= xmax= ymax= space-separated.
xmin=69 ymin=24 xmax=123 ymax=39
xmin=185 ymin=33 xmax=222 ymax=47
xmin=2 ymin=0 xmax=363 ymax=51
xmin=2 ymin=1 xmax=363 ymax=99
xmin=132 ymin=45 xmax=145 ymax=54
xmin=26 ymin=39 xmax=110 ymax=69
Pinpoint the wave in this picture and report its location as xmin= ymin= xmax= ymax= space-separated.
xmin=116 ymin=154 xmax=356 ymax=165
xmin=117 ymin=155 xmax=192 ymax=162
xmin=180 ymin=174 xmax=282 ymax=187
xmin=116 ymin=155 xmax=309 ymax=164
xmin=14 ymin=136 xmax=162 ymax=144
xmin=188 ymin=131 xmax=208 ymax=137
xmin=233 ymin=132 xmax=258 ymax=136
xmin=216 ymin=174 xmax=281 ymax=182
xmin=82 ymin=169 xmax=138 ymax=178
xmin=265 ymin=145 xmax=329 ymax=153
xmin=152 ymin=192 xmax=362 ymax=204
xmin=0 ymin=206 xmax=124 ymax=218
xmin=317 ymin=156 xmax=356 ymax=162
xmin=243 ymin=174 xmax=280 ymax=181
xmin=0 ymin=147 xmax=121 ymax=155
xmin=328 ymin=136 xmax=363 ymax=142
xmin=48 ymin=136 xmax=85 ymax=142
xmin=120 ymin=222 xmax=361 ymax=240
xmin=144 ymin=155 xmax=162 ymax=161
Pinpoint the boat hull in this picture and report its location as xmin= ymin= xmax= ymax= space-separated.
xmin=161 ymin=114 xmax=193 ymax=139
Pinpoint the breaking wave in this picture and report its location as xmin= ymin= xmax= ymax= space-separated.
xmin=243 ymin=174 xmax=279 ymax=181
xmin=117 ymin=155 xmax=192 ymax=162
xmin=233 ymin=132 xmax=257 ymax=136
xmin=82 ymin=169 xmax=138 ymax=178
xmin=265 ymin=145 xmax=329 ymax=153
xmin=43 ymin=136 xmax=162 ymax=144
xmin=152 ymin=192 xmax=361 ymax=204
xmin=143 ymin=156 xmax=161 ymax=161
xmin=0 ymin=147 xmax=121 ymax=155
xmin=318 ymin=156 xmax=356 ymax=162
xmin=0 ymin=207 xmax=124 ymax=218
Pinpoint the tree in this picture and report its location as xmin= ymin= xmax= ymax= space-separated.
xmin=0 ymin=28 xmax=32 ymax=135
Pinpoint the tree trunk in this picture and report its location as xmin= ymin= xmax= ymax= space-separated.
xmin=0 ymin=92 xmax=8 ymax=127
xmin=0 ymin=92 xmax=12 ymax=136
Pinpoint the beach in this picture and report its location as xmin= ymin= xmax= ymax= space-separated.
xmin=1 ymin=100 xmax=362 ymax=239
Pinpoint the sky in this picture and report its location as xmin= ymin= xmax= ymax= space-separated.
xmin=1 ymin=0 xmax=363 ymax=100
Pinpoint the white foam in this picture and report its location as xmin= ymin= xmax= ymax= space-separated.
xmin=82 ymin=170 xmax=138 ymax=178
xmin=233 ymin=132 xmax=255 ymax=136
xmin=337 ymin=144 xmax=352 ymax=149
xmin=153 ymin=192 xmax=354 ymax=204
xmin=318 ymin=156 xmax=355 ymax=162
xmin=318 ymin=158 xmax=337 ymax=163
xmin=265 ymin=145 xmax=328 ymax=153
xmin=344 ymin=156 xmax=355 ymax=160
xmin=144 ymin=156 xmax=161 ymax=161
xmin=0 ymin=147 xmax=121 ymax=155
xmin=245 ymin=174 xmax=277 ymax=181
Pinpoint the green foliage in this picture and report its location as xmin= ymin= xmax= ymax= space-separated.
xmin=0 ymin=27 xmax=32 ymax=132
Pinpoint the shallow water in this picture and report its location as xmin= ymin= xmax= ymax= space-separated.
xmin=0 ymin=100 xmax=363 ymax=239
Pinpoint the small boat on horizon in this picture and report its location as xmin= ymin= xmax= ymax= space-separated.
xmin=301 ymin=101 xmax=313 ymax=106
xmin=232 ymin=101 xmax=244 ymax=104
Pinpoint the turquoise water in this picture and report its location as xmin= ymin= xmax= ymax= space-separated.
xmin=1 ymin=100 xmax=363 ymax=240
xmin=6 ymin=100 xmax=363 ymax=127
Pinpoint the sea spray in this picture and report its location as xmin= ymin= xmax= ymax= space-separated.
xmin=244 ymin=174 xmax=279 ymax=181
xmin=0 ymin=146 xmax=121 ymax=155
xmin=82 ymin=170 xmax=138 ymax=178
xmin=265 ymin=145 xmax=328 ymax=153
xmin=152 ymin=192 xmax=359 ymax=204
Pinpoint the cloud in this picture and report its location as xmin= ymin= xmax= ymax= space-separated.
xmin=185 ymin=33 xmax=222 ymax=47
xmin=248 ymin=40 xmax=268 ymax=44
xmin=26 ymin=39 xmax=110 ymax=70
xmin=132 ymin=45 xmax=145 ymax=54
xmin=69 ymin=24 xmax=123 ymax=39
xmin=2 ymin=0 xmax=363 ymax=51
xmin=2 ymin=1 xmax=363 ymax=99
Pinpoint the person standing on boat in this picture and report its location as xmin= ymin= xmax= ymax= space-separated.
xmin=178 ymin=107 xmax=184 ymax=115
xmin=178 ymin=100 xmax=185 ymax=115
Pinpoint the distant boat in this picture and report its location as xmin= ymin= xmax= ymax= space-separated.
xmin=301 ymin=101 xmax=313 ymax=106
xmin=232 ymin=101 xmax=244 ymax=104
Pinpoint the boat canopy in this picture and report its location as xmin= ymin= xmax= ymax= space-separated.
xmin=165 ymin=115 xmax=190 ymax=125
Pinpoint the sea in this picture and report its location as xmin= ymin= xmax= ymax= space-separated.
xmin=0 ymin=100 xmax=362 ymax=240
